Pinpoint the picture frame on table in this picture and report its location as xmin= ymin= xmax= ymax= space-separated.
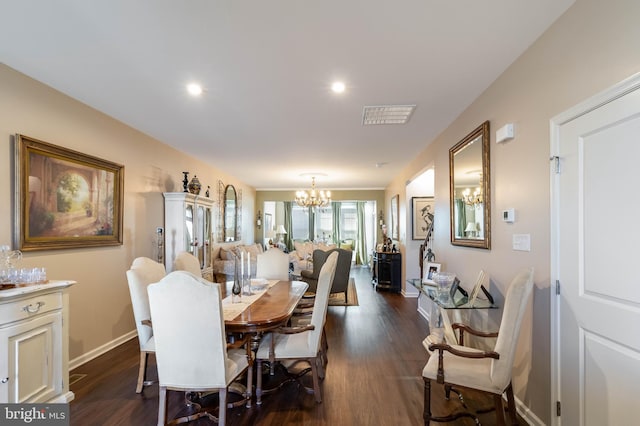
xmin=13 ymin=134 xmax=124 ymax=251
xmin=422 ymin=262 xmax=441 ymax=284
xmin=411 ymin=196 xmax=434 ymax=240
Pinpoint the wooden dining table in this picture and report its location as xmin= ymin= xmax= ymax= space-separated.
xmin=222 ymin=279 xmax=308 ymax=408
xmin=224 ymin=280 xmax=308 ymax=333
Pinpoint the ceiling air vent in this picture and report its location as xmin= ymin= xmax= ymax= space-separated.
xmin=362 ymin=105 xmax=416 ymax=125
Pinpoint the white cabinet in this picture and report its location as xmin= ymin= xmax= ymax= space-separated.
xmin=0 ymin=281 xmax=74 ymax=403
xmin=163 ymin=192 xmax=215 ymax=278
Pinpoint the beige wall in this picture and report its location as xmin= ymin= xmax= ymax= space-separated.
xmin=0 ymin=64 xmax=255 ymax=363
xmin=386 ymin=0 xmax=640 ymax=423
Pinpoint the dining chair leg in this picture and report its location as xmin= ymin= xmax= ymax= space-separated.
xmin=311 ymin=359 xmax=322 ymax=403
xmin=157 ymin=386 xmax=167 ymax=426
xmin=423 ymin=378 xmax=432 ymax=425
xmin=256 ymin=359 xmax=263 ymax=405
xmin=136 ymin=352 xmax=148 ymax=393
xmin=219 ymin=388 xmax=227 ymax=426
xmin=494 ymin=392 xmax=506 ymax=426
xmin=505 ymin=382 xmax=518 ymax=425
xmin=245 ymin=358 xmax=253 ymax=408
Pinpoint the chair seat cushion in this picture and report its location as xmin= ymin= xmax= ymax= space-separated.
xmin=256 ymin=331 xmax=314 ymax=360
xmin=140 ymin=335 xmax=155 ymax=352
xmin=226 ymin=348 xmax=249 ymax=385
xmin=422 ymin=344 xmax=501 ymax=394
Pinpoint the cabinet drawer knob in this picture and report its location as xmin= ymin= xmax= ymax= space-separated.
xmin=1 ymin=377 xmax=8 ymax=383
xmin=22 ymin=301 xmax=45 ymax=313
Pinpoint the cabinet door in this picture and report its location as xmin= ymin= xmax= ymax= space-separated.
xmin=0 ymin=311 xmax=62 ymax=403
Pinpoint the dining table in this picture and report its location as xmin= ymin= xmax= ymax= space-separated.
xmin=221 ymin=279 xmax=308 ymax=407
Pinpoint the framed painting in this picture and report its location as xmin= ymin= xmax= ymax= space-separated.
xmin=390 ymin=194 xmax=399 ymax=240
xmin=13 ymin=134 xmax=124 ymax=251
xmin=411 ymin=196 xmax=434 ymax=240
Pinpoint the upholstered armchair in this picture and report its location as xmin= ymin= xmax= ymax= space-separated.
xmin=301 ymin=248 xmax=352 ymax=302
xmin=125 ymin=257 xmax=166 ymax=393
xmin=422 ymin=267 xmax=534 ymax=425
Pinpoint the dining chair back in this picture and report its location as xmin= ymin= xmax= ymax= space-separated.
xmin=173 ymin=251 xmax=202 ymax=276
xmin=125 ymin=257 xmax=166 ymax=393
xmin=148 ymin=271 xmax=249 ymax=425
xmin=256 ymin=248 xmax=289 ymax=281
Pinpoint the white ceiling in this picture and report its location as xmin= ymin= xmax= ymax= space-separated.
xmin=0 ymin=0 xmax=573 ymax=190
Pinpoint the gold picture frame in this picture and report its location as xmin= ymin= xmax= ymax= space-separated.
xmin=13 ymin=134 xmax=124 ymax=251
xmin=391 ymin=194 xmax=399 ymax=240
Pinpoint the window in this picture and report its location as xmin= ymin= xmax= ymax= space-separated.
xmin=340 ymin=202 xmax=357 ymax=240
xmin=291 ymin=205 xmax=309 ymax=240
xmin=314 ymin=206 xmax=333 ymax=241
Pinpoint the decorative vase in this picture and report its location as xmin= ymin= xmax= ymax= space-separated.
xmin=188 ymin=175 xmax=202 ymax=195
xmin=232 ymin=257 xmax=241 ymax=303
xmin=182 ymin=172 xmax=189 ymax=192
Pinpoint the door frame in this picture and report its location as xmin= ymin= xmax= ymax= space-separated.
xmin=549 ymin=72 xmax=640 ymax=425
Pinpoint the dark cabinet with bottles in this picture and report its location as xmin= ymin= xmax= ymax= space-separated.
xmin=372 ymin=251 xmax=401 ymax=293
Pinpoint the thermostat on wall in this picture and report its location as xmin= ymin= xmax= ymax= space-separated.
xmin=502 ymin=208 xmax=515 ymax=223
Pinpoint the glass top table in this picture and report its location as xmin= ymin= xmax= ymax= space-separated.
xmin=407 ymin=278 xmax=497 ymax=309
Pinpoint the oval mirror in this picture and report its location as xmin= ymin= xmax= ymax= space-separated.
xmin=223 ymin=185 xmax=237 ymax=242
xmin=449 ymin=121 xmax=491 ymax=249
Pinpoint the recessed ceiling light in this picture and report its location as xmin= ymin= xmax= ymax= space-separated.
xmin=331 ymin=81 xmax=346 ymax=94
xmin=186 ymin=83 xmax=203 ymax=96
xmin=362 ymin=105 xmax=416 ymax=125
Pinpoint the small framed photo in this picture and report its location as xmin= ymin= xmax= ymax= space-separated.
xmin=422 ymin=262 xmax=441 ymax=284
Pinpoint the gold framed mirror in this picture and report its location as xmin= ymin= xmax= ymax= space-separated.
xmin=223 ymin=184 xmax=237 ymax=242
xmin=449 ymin=121 xmax=490 ymax=249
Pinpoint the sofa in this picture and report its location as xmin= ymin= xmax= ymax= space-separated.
xmin=211 ymin=241 xmax=264 ymax=284
xmin=300 ymin=248 xmax=353 ymax=301
xmin=289 ymin=240 xmax=337 ymax=275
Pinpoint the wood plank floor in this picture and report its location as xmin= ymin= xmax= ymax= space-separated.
xmin=69 ymin=266 xmax=521 ymax=425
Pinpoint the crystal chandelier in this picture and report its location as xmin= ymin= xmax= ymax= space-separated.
xmin=462 ymin=187 xmax=483 ymax=205
xmin=295 ymin=177 xmax=331 ymax=208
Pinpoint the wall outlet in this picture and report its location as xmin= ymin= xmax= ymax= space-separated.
xmin=513 ymin=234 xmax=531 ymax=251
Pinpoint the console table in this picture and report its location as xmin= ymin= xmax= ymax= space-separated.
xmin=372 ymin=251 xmax=401 ymax=293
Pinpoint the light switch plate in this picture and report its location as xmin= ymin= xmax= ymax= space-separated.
xmin=513 ymin=234 xmax=530 ymax=251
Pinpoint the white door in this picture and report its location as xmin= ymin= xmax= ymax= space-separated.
xmin=552 ymin=74 xmax=640 ymax=425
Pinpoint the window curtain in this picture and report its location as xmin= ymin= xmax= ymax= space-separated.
xmin=308 ymin=207 xmax=315 ymax=241
xmin=355 ymin=201 xmax=367 ymax=265
xmin=284 ymin=201 xmax=294 ymax=251
xmin=455 ymin=199 xmax=466 ymax=238
xmin=331 ymin=201 xmax=341 ymax=245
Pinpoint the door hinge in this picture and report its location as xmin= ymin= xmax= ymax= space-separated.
xmin=556 ymin=280 xmax=560 ymax=295
xmin=550 ymin=156 xmax=561 ymax=174
xmin=556 ymin=400 xmax=561 ymax=416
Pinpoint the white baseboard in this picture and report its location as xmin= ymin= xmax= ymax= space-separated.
xmin=514 ymin=394 xmax=545 ymax=426
xmin=69 ymin=330 xmax=137 ymax=371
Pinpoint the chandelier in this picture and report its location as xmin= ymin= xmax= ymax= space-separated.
xmin=462 ymin=187 xmax=483 ymax=205
xmin=295 ymin=177 xmax=331 ymax=208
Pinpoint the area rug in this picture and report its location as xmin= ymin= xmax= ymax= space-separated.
xmin=328 ymin=278 xmax=359 ymax=306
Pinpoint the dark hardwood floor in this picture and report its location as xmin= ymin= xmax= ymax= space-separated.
xmin=69 ymin=266 xmax=520 ymax=425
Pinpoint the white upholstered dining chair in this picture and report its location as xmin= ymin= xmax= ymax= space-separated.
xmin=148 ymin=271 xmax=249 ymax=426
xmin=125 ymin=257 xmax=166 ymax=393
xmin=256 ymin=247 xmax=290 ymax=281
xmin=422 ymin=267 xmax=534 ymax=425
xmin=173 ymin=251 xmax=202 ymax=276
xmin=255 ymin=251 xmax=338 ymax=404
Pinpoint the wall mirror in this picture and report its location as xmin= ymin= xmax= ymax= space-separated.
xmin=223 ymin=184 xmax=237 ymax=242
xmin=449 ymin=121 xmax=490 ymax=249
